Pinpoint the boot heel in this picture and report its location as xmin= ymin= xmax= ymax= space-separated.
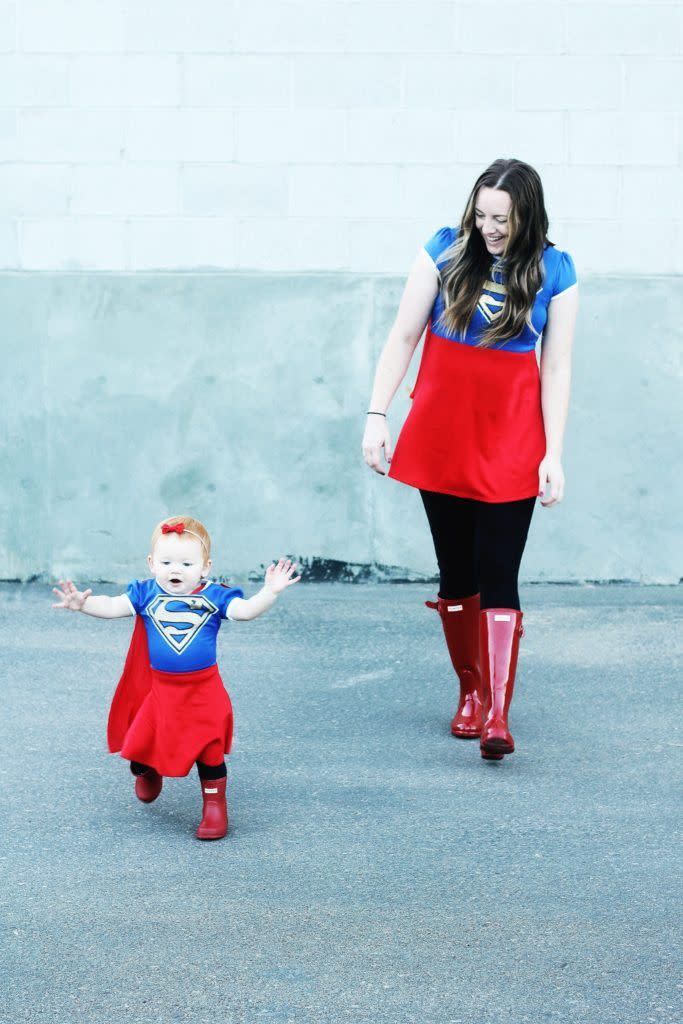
xmin=481 ymin=736 xmax=515 ymax=756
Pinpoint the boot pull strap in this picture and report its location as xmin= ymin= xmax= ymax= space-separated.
xmin=425 ymin=600 xmax=438 ymax=610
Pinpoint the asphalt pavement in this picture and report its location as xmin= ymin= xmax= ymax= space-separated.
xmin=1 ymin=582 xmax=680 ymax=1024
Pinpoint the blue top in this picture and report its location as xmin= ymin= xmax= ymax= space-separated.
xmin=125 ymin=578 xmax=245 ymax=673
xmin=424 ymin=225 xmax=577 ymax=353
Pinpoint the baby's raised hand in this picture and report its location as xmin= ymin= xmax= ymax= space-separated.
xmin=264 ymin=558 xmax=301 ymax=595
xmin=52 ymin=579 xmax=92 ymax=611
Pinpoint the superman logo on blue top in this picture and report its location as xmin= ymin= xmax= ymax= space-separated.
xmin=147 ymin=594 xmax=219 ymax=654
xmin=125 ymin=578 xmax=245 ymax=672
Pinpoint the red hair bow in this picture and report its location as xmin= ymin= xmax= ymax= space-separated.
xmin=161 ymin=522 xmax=185 ymax=535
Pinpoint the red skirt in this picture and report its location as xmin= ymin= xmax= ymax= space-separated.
xmin=388 ymin=329 xmax=546 ymax=503
xmin=107 ymin=618 xmax=234 ymax=777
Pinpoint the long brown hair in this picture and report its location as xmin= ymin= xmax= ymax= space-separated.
xmin=438 ymin=159 xmax=552 ymax=347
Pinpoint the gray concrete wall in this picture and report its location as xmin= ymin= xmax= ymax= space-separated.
xmin=1 ymin=272 xmax=680 ymax=585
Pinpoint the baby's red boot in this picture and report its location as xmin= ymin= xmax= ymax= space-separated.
xmin=196 ymin=777 xmax=228 ymax=840
xmin=134 ymin=767 xmax=163 ymax=803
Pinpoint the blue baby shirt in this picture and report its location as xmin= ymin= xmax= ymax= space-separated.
xmin=125 ymin=579 xmax=245 ymax=673
xmin=424 ymin=225 xmax=577 ymax=353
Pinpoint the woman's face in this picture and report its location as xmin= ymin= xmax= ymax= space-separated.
xmin=474 ymin=187 xmax=512 ymax=257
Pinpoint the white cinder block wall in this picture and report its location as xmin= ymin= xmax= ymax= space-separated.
xmin=0 ymin=0 xmax=681 ymax=274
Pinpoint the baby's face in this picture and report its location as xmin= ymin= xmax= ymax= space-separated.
xmin=148 ymin=534 xmax=210 ymax=595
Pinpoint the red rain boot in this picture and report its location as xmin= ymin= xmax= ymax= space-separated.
xmin=134 ymin=767 xmax=163 ymax=803
xmin=425 ymin=593 xmax=484 ymax=738
xmin=196 ymin=777 xmax=228 ymax=840
xmin=479 ymin=609 xmax=524 ymax=759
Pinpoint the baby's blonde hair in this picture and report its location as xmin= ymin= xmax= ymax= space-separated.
xmin=150 ymin=515 xmax=211 ymax=561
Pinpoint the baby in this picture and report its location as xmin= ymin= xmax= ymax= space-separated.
xmin=52 ymin=515 xmax=300 ymax=840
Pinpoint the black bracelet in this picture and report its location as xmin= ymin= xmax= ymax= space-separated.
xmin=367 ymin=411 xmax=386 ymax=417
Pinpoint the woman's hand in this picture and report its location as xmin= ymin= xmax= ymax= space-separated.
xmin=362 ymin=415 xmax=393 ymax=476
xmin=52 ymin=579 xmax=92 ymax=611
xmin=264 ymin=558 xmax=301 ymax=594
xmin=538 ymin=454 xmax=565 ymax=507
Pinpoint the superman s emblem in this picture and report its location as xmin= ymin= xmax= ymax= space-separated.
xmin=147 ymin=594 xmax=218 ymax=654
xmin=477 ymin=277 xmax=506 ymax=323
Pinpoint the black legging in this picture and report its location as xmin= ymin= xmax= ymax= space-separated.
xmin=420 ymin=489 xmax=535 ymax=610
xmin=130 ymin=760 xmax=227 ymax=780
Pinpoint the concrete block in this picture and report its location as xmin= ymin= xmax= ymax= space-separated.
xmin=237 ymin=109 xmax=346 ymax=163
xmin=70 ymin=56 xmax=179 ymax=108
xmin=124 ymin=0 xmax=235 ymax=52
xmin=0 ymin=164 xmax=70 ymax=217
xmin=624 ymin=59 xmax=683 ymax=111
xmin=0 ymin=219 xmax=18 ymax=267
xmin=454 ymin=111 xmax=565 ymax=166
xmin=71 ymin=165 xmax=179 ymax=216
xmin=182 ymin=164 xmax=288 ymax=217
xmin=238 ymin=2 xmax=455 ymax=54
xmin=569 ymin=112 xmax=678 ymax=166
xmin=561 ymin=221 xmax=623 ymax=273
xmin=347 ymin=110 xmax=453 ymax=163
xmin=0 ymin=55 xmax=69 ymax=106
xmin=339 ymin=2 xmax=456 ymax=54
xmin=546 ymin=218 xmax=571 ymax=250
xmin=457 ymin=3 xmax=566 ymax=55
xmin=404 ymin=56 xmax=515 ymax=111
xmin=675 ymin=223 xmax=683 ymax=275
xmin=237 ymin=218 xmax=348 ymax=270
xmin=292 ymin=56 xmax=401 ymax=108
xmin=540 ymin=165 xmax=620 ymax=220
xmin=184 ymin=56 xmax=289 ymax=108
xmin=621 ymin=167 xmax=683 ymax=220
xmin=19 ymin=0 xmax=125 ymax=52
xmin=237 ymin=1 xmax=348 ymax=53
xmin=398 ymin=164 xmax=492 ymax=224
xmin=563 ymin=220 xmax=675 ymax=274
xmin=126 ymin=110 xmax=235 ymax=162
xmin=0 ymin=2 xmax=15 ymax=53
xmin=289 ymin=165 xmax=403 ymax=219
xmin=567 ymin=4 xmax=678 ymax=54
xmin=129 ymin=218 xmax=236 ymax=269
xmin=20 ymin=110 xmax=126 ymax=162
xmin=515 ymin=57 xmax=622 ymax=111
xmin=21 ymin=219 xmax=126 ymax=270
xmin=0 ymin=109 xmax=18 ymax=161
xmin=348 ymin=220 xmax=426 ymax=273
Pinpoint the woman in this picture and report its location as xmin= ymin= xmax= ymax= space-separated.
xmin=362 ymin=159 xmax=579 ymax=761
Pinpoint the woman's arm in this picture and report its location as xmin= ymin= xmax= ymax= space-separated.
xmin=52 ymin=579 xmax=133 ymax=618
xmin=538 ymin=285 xmax=580 ymax=506
xmin=362 ymin=248 xmax=440 ymax=475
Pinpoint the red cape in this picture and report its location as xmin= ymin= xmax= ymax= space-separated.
xmin=107 ymin=615 xmax=152 ymax=754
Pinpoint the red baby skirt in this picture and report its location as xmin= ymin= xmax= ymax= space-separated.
xmin=387 ymin=328 xmax=546 ymax=503
xmin=107 ymin=617 xmax=234 ymax=777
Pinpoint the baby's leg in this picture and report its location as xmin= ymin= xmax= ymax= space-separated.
xmin=195 ymin=741 xmax=228 ymax=840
